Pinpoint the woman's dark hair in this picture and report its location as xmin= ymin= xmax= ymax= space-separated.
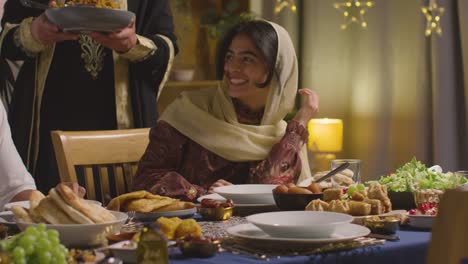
xmin=216 ymin=20 xmax=278 ymax=88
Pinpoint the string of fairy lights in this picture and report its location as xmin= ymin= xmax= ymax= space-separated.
xmin=273 ymin=0 xmax=445 ymax=37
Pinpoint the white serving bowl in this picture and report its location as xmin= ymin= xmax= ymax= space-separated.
xmin=16 ymin=211 xmax=127 ymax=247
xmin=213 ymin=184 xmax=277 ymax=205
xmin=407 ymin=213 xmax=435 ymax=229
xmin=246 ymin=211 xmax=353 ymax=238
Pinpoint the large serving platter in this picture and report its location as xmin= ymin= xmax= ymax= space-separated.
xmin=45 ymin=6 xmax=135 ymax=33
xmin=197 ymin=193 xmax=274 ymax=207
xmin=227 ymin=223 xmax=370 ymax=246
xmin=133 ymin=207 xmax=197 ymax=222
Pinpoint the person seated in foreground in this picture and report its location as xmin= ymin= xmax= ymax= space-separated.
xmin=0 ymin=100 xmax=85 ymax=210
xmin=132 ymin=19 xmax=319 ymax=201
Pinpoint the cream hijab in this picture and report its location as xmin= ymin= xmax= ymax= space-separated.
xmin=160 ymin=21 xmax=311 ymax=183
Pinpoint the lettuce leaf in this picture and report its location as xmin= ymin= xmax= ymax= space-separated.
xmin=374 ymin=157 xmax=467 ymax=192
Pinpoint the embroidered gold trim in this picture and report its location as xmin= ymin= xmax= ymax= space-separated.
xmin=78 ymin=35 xmax=105 ymax=79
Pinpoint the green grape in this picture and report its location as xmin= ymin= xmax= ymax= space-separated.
xmin=48 ymin=235 xmax=60 ymax=246
xmin=37 ymin=250 xmax=52 ymax=264
xmin=347 ymin=185 xmax=357 ymax=196
xmin=36 ymin=238 xmax=51 ymax=251
xmin=18 ymin=235 xmax=36 ymax=255
xmin=36 ymin=223 xmax=46 ymax=232
xmin=12 ymin=246 xmax=26 ymax=263
xmin=46 ymin=229 xmax=59 ymax=239
xmin=24 ymin=226 xmax=39 ymax=237
xmin=357 ymin=184 xmax=365 ymax=192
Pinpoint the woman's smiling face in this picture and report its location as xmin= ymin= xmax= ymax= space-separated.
xmin=223 ymin=34 xmax=270 ymax=110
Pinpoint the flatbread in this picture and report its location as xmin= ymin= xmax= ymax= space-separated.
xmin=11 ymin=206 xmax=33 ymax=223
xmin=49 ymin=188 xmax=94 ymax=224
xmin=56 ymin=183 xmax=115 ymax=223
xmin=36 ymin=197 xmax=77 ymax=224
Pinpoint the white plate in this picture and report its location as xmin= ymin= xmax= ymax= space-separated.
xmin=0 ymin=211 xmax=15 ymax=226
xmin=246 ymin=211 xmax=353 ymax=238
xmin=4 ymin=199 xmax=102 ymax=211
xmin=45 ymin=6 xmax=135 ymax=33
xmin=197 ymin=193 xmax=274 ymax=207
xmin=213 ymin=184 xmax=277 ymax=205
xmin=227 ymin=223 xmax=370 ymax=245
xmin=134 ymin=207 xmax=197 ymax=222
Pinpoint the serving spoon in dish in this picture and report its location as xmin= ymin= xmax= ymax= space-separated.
xmin=315 ymin=162 xmax=350 ymax=183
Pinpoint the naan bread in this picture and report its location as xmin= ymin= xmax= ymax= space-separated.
xmin=11 ymin=206 xmax=33 ymax=223
xmin=49 ymin=188 xmax=94 ymax=224
xmin=36 ymin=197 xmax=77 ymax=224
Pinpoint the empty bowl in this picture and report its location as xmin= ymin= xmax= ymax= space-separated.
xmin=273 ymin=191 xmax=323 ymax=211
xmin=246 ymin=211 xmax=353 ymax=238
xmin=213 ymin=184 xmax=277 ymax=205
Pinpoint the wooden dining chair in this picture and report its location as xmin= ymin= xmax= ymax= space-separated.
xmin=427 ymin=186 xmax=468 ymax=264
xmin=51 ymin=128 xmax=150 ymax=203
xmin=157 ymin=80 xmax=219 ymax=115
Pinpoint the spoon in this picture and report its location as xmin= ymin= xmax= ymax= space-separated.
xmin=315 ymin=162 xmax=350 ymax=183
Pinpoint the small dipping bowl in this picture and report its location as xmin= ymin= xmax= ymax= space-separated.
xmin=179 ymin=237 xmax=220 ymax=258
xmin=363 ymin=215 xmax=400 ymax=235
xmin=198 ymin=206 xmax=234 ymax=221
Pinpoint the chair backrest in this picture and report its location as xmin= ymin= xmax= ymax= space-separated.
xmin=427 ymin=187 xmax=468 ymax=264
xmin=51 ymin=128 xmax=150 ymax=203
xmin=157 ymin=80 xmax=219 ymax=114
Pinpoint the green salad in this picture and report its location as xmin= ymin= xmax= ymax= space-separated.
xmin=370 ymin=157 xmax=467 ymax=192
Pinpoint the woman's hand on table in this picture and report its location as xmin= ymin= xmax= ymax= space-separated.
xmin=293 ymin=89 xmax=319 ymax=128
xmin=90 ymin=21 xmax=137 ymax=53
xmin=30 ymin=13 xmax=79 ymax=44
xmin=208 ymin=179 xmax=233 ymax=194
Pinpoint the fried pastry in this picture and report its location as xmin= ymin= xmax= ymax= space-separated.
xmin=328 ymin=200 xmax=350 ymax=214
xmin=350 ymin=191 xmax=366 ymax=201
xmin=364 ymin=198 xmax=384 ymax=215
xmin=157 ymin=217 xmax=183 ymax=240
xmin=323 ymin=188 xmax=342 ymax=202
xmin=348 ymin=201 xmax=372 ymax=216
xmin=305 ymin=199 xmax=329 ymax=211
xmin=174 ymin=219 xmax=202 ymax=240
xmin=368 ymin=184 xmax=392 ymax=212
xmin=156 ymin=201 xmax=195 ymax=212
xmin=125 ymin=198 xmax=175 ymax=213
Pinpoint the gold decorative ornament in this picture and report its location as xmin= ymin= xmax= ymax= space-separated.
xmin=334 ymin=0 xmax=374 ymax=30
xmin=79 ymin=35 xmax=105 ymax=79
xmin=274 ymin=0 xmax=297 ymax=14
xmin=421 ymin=0 xmax=444 ymax=37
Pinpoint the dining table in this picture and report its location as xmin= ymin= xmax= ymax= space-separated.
xmin=168 ymin=222 xmax=431 ymax=264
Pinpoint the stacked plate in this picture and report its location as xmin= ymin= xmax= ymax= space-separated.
xmin=227 ymin=211 xmax=370 ymax=246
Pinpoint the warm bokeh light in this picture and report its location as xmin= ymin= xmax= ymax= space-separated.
xmin=307 ymin=118 xmax=343 ymax=153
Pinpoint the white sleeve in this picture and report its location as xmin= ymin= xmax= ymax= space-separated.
xmin=0 ymin=101 xmax=36 ymax=210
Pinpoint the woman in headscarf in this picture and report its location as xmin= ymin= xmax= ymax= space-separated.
xmin=133 ymin=20 xmax=319 ymax=201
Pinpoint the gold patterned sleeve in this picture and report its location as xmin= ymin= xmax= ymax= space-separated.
xmin=118 ymin=34 xmax=156 ymax=62
xmin=248 ymin=120 xmax=308 ymax=184
xmin=14 ymin=17 xmax=48 ymax=56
